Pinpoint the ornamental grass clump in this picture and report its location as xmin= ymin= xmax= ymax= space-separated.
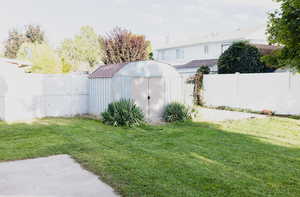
xmin=163 ymin=102 xmax=192 ymax=122
xmin=102 ymin=99 xmax=145 ymax=127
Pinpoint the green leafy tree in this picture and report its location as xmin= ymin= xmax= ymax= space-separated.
xmin=75 ymin=26 xmax=102 ymax=67
xmin=61 ymin=57 xmax=73 ymax=73
xmin=262 ymin=0 xmax=300 ymax=71
xmin=24 ymin=24 xmax=45 ymax=44
xmin=218 ymin=42 xmax=265 ymax=74
xmin=59 ymin=39 xmax=78 ymax=71
xmin=17 ymin=43 xmax=63 ymax=74
xmin=147 ymin=42 xmax=154 ymax=60
xmin=59 ymin=26 xmax=102 ymax=69
xmin=4 ymin=25 xmax=45 ymax=59
xmin=100 ymin=27 xmax=151 ymax=64
xmin=4 ymin=29 xmax=25 ymax=58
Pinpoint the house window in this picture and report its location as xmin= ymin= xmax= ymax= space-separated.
xmin=176 ymin=49 xmax=184 ymax=59
xmin=204 ymin=45 xmax=209 ymax=56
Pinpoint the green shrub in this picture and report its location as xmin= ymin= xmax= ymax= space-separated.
xmin=163 ymin=102 xmax=192 ymax=122
xmin=218 ymin=41 xmax=265 ymax=74
xmin=197 ymin=65 xmax=210 ymax=74
xmin=102 ymin=99 xmax=145 ymax=127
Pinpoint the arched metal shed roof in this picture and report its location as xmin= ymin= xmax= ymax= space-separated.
xmin=115 ymin=61 xmax=179 ymax=78
xmin=89 ymin=63 xmax=126 ymax=78
xmin=89 ymin=61 xmax=180 ymax=78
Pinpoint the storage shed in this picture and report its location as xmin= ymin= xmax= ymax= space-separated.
xmin=89 ymin=60 xmax=183 ymax=121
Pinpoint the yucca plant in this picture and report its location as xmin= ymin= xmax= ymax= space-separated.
xmin=163 ymin=102 xmax=192 ymax=122
xmin=102 ymin=99 xmax=145 ymax=127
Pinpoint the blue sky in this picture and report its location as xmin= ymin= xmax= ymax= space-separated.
xmin=0 ymin=0 xmax=279 ymax=47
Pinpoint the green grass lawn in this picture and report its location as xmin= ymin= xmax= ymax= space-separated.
xmin=0 ymin=117 xmax=300 ymax=197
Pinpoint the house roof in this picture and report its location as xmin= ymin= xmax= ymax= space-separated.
xmin=0 ymin=61 xmax=28 ymax=77
xmin=175 ymin=59 xmax=218 ymax=70
xmin=89 ymin=63 xmax=127 ymax=78
xmin=252 ymin=44 xmax=280 ymax=55
xmin=89 ymin=60 xmax=179 ymax=78
xmin=155 ymin=25 xmax=267 ymax=50
xmin=0 ymin=58 xmax=32 ymax=67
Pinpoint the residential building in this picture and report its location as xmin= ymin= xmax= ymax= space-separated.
xmin=175 ymin=44 xmax=279 ymax=76
xmin=174 ymin=59 xmax=218 ymax=77
xmin=154 ymin=26 xmax=270 ymax=72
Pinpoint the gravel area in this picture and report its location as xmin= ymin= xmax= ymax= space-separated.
xmin=195 ymin=108 xmax=266 ymax=122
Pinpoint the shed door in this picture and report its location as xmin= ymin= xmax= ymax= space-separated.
xmin=148 ymin=78 xmax=164 ymax=121
xmin=133 ymin=78 xmax=164 ymax=122
xmin=133 ymin=78 xmax=149 ymax=119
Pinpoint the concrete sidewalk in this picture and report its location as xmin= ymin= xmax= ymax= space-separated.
xmin=196 ymin=107 xmax=266 ymax=122
xmin=0 ymin=155 xmax=119 ymax=197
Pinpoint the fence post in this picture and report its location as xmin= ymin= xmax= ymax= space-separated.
xmin=288 ymin=71 xmax=293 ymax=114
xmin=288 ymin=71 xmax=292 ymax=90
xmin=235 ymin=72 xmax=240 ymax=108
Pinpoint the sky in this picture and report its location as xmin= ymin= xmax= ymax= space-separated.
xmin=0 ymin=0 xmax=279 ymax=48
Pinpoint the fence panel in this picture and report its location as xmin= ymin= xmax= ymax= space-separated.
xmin=0 ymin=72 xmax=88 ymax=122
xmin=203 ymin=74 xmax=238 ymax=107
xmin=200 ymin=72 xmax=300 ymax=115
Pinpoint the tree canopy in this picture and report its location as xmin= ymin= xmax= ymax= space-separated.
xmin=24 ymin=24 xmax=45 ymax=44
xmin=4 ymin=29 xmax=24 ymax=58
xmin=218 ymin=42 xmax=265 ymax=74
xmin=100 ymin=27 xmax=152 ymax=64
xmin=59 ymin=26 xmax=102 ymax=68
xmin=4 ymin=25 xmax=45 ymax=59
xmin=17 ymin=43 xmax=63 ymax=74
xmin=262 ymin=0 xmax=300 ymax=71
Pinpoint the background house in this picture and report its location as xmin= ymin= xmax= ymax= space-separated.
xmin=154 ymin=25 xmax=276 ymax=74
xmin=174 ymin=59 xmax=218 ymax=77
xmin=174 ymin=44 xmax=279 ymax=76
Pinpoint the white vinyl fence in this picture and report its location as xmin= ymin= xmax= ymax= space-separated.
xmin=0 ymin=66 xmax=88 ymax=122
xmin=199 ymin=72 xmax=300 ymax=115
xmin=2 ymin=60 xmax=300 ymax=122
xmin=181 ymin=75 xmax=194 ymax=106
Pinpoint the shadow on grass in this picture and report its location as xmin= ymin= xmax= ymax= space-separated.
xmin=0 ymin=117 xmax=299 ymax=197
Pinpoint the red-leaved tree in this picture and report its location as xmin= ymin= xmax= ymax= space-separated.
xmin=100 ymin=27 xmax=151 ymax=64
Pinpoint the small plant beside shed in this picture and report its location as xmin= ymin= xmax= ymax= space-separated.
xmin=102 ymin=99 xmax=145 ymax=127
xmin=163 ymin=102 xmax=192 ymax=122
